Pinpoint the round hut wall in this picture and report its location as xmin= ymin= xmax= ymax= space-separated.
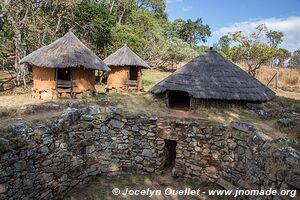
xmin=32 ymin=66 xmax=96 ymax=99
xmin=107 ymin=66 xmax=143 ymax=90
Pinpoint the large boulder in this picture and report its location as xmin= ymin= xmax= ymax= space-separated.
xmin=231 ymin=121 xmax=256 ymax=133
xmin=277 ymin=111 xmax=300 ymax=127
xmin=7 ymin=122 xmax=33 ymax=135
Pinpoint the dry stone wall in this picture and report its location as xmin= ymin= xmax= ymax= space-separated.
xmin=0 ymin=105 xmax=299 ymax=200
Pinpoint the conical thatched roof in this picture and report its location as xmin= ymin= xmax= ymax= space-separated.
xmin=20 ymin=31 xmax=110 ymax=71
xmin=104 ymin=45 xmax=149 ymax=68
xmin=149 ymin=50 xmax=275 ymax=102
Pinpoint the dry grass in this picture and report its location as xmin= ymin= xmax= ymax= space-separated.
xmin=0 ymin=93 xmax=46 ymax=108
xmin=237 ymin=64 xmax=300 ymax=92
xmin=142 ymin=69 xmax=171 ymax=91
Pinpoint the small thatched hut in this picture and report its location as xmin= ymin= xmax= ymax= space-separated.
xmin=149 ymin=50 xmax=275 ymax=108
xmin=104 ymin=45 xmax=149 ymax=91
xmin=20 ymin=31 xmax=110 ymax=100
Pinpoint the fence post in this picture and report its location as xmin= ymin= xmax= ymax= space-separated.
xmin=275 ymin=71 xmax=279 ymax=90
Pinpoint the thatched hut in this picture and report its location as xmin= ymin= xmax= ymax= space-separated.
xmin=104 ymin=45 xmax=149 ymax=91
xmin=20 ymin=31 xmax=110 ymax=100
xmin=149 ymin=50 xmax=275 ymax=108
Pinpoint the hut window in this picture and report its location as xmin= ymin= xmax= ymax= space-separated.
xmin=163 ymin=139 xmax=177 ymax=169
xmin=168 ymin=91 xmax=190 ymax=108
xmin=57 ymin=68 xmax=71 ymax=81
xmin=129 ymin=66 xmax=138 ymax=80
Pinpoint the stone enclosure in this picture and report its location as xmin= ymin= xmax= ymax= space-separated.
xmin=0 ymin=105 xmax=299 ymax=199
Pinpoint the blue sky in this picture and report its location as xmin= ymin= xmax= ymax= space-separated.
xmin=166 ymin=0 xmax=300 ymax=51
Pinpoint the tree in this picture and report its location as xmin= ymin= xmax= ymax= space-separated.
xmin=73 ymin=0 xmax=113 ymax=56
xmin=136 ymin=0 xmax=167 ymax=20
xmin=171 ymin=18 xmax=211 ymax=48
xmin=229 ymin=24 xmax=279 ymax=77
xmin=216 ymin=35 xmax=232 ymax=59
xmin=275 ymin=48 xmax=290 ymax=67
xmin=266 ymin=30 xmax=284 ymax=48
xmin=288 ymin=50 xmax=300 ymax=68
xmin=155 ymin=37 xmax=198 ymax=70
xmin=0 ymin=0 xmax=212 ymax=87
xmin=0 ymin=0 xmax=37 ymax=87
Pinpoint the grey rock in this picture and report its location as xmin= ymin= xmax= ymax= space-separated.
xmin=60 ymin=143 xmax=68 ymax=149
xmin=273 ymin=147 xmax=300 ymax=159
xmin=14 ymin=160 xmax=26 ymax=171
xmin=277 ymin=112 xmax=300 ymax=127
xmin=8 ymin=122 xmax=33 ymax=135
xmin=42 ymin=173 xmax=54 ymax=183
xmin=217 ymin=178 xmax=237 ymax=191
xmin=109 ymin=119 xmax=124 ymax=129
xmin=59 ymin=174 xmax=68 ymax=182
xmin=273 ymin=136 xmax=298 ymax=146
xmin=286 ymin=174 xmax=300 ymax=189
xmin=144 ymin=167 xmax=155 ymax=173
xmin=228 ymin=142 xmax=237 ymax=150
xmin=80 ymin=115 xmax=94 ymax=121
xmin=110 ymin=107 xmax=122 ymax=114
xmin=85 ymin=145 xmax=95 ymax=154
xmin=0 ymin=183 xmax=7 ymax=193
xmin=132 ymin=125 xmax=139 ymax=132
xmin=147 ymin=132 xmax=155 ymax=137
xmin=231 ymin=121 xmax=255 ymax=133
xmin=118 ymin=144 xmax=128 ymax=150
xmin=0 ymin=137 xmax=10 ymax=153
xmin=256 ymin=109 xmax=272 ymax=119
xmin=40 ymin=146 xmax=49 ymax=155
xmin=135 ymin=156 xmax=143 ymax=162
xmin=252 ymin=132 xmax=272 ymax=145
xmin=142 ymin=149 xmax=153 ymax=157
xmin=81 ymin=105 xmax=103 ymax=116
xmin=61 ymin=107 xmax=81 ymax=123
xmin=35 ymin=123 xmax=51 ymax=135
xmin=23 ymin=179 xmax=34 ymax=187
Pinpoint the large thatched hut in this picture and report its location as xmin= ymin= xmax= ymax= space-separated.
xmin=149 ymin=50 xmax=275 ymax=108
xmin=20 ymin=31 xmax=110 ymax=100
xmin=104 ymin=45 xmax=149 ymax=91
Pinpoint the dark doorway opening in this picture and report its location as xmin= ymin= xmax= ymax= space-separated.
xmin=129 ymin=66 xmax=138 ymax=80
xmin=57 ymin=68 xmax=71 ymax=81
xmin=56 ymin=68 xmax=72 ymax=89
xmin=168 ymin=91 xmax=190 ymax=108
xmin=163 ymin=140 xmax=177 ymax=169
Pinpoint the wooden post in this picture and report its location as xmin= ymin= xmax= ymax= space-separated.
xmin=275 ymin=70 xmax=279 ymax=90
xmin=69 ymin=68 xmax=73 ymax=98
xmin=166 ymin=91 xmax=169 ymax=107
xmin=55 ymin=68 xmax=58 ymax=89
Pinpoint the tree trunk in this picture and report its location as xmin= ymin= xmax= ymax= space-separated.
xmin=109 ymin=0 xmax=115 ymax=14
xmin=13 ymin=28 xmax=27 ymax=87
xmin=118 ymin=8 xmax=126 ymax=24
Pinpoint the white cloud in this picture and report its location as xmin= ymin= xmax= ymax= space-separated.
xmin=167 ymin=0 xmax=183 ymax=4
xmin=213 ymin=16 xmax=300 ymax=51
xmin=182 ymin=6 xmax=192 ymax=12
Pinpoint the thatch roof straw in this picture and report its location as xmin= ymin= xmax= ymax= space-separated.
xmin=104 ymin=45 xmax=149 ymax=68
xmin=20 ymin=31 xmax=110 ymax=71
xmin=149 ymin=50 xmax=275 ymax=102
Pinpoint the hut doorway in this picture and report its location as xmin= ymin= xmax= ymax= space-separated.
xmin=163 ymin=139 xmax=177 ymax=169
xmin=168 ymin=91 xmax=190 ymax=108
xmin=56 ymin=68 xmax=72 ymax=89
xmin=129 ymin=66 xmax=138 ymax=80
xmin=57 ymin=68 xmax=71 ymax=81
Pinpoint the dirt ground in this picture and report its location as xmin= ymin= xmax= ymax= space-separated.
xmin=1 ymin=86 xmax=299 ymax=140
xmin=63 ymin=172 xmax=231 ymax=200
xmin=0 ymin=68 xmax=299 ymax=144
